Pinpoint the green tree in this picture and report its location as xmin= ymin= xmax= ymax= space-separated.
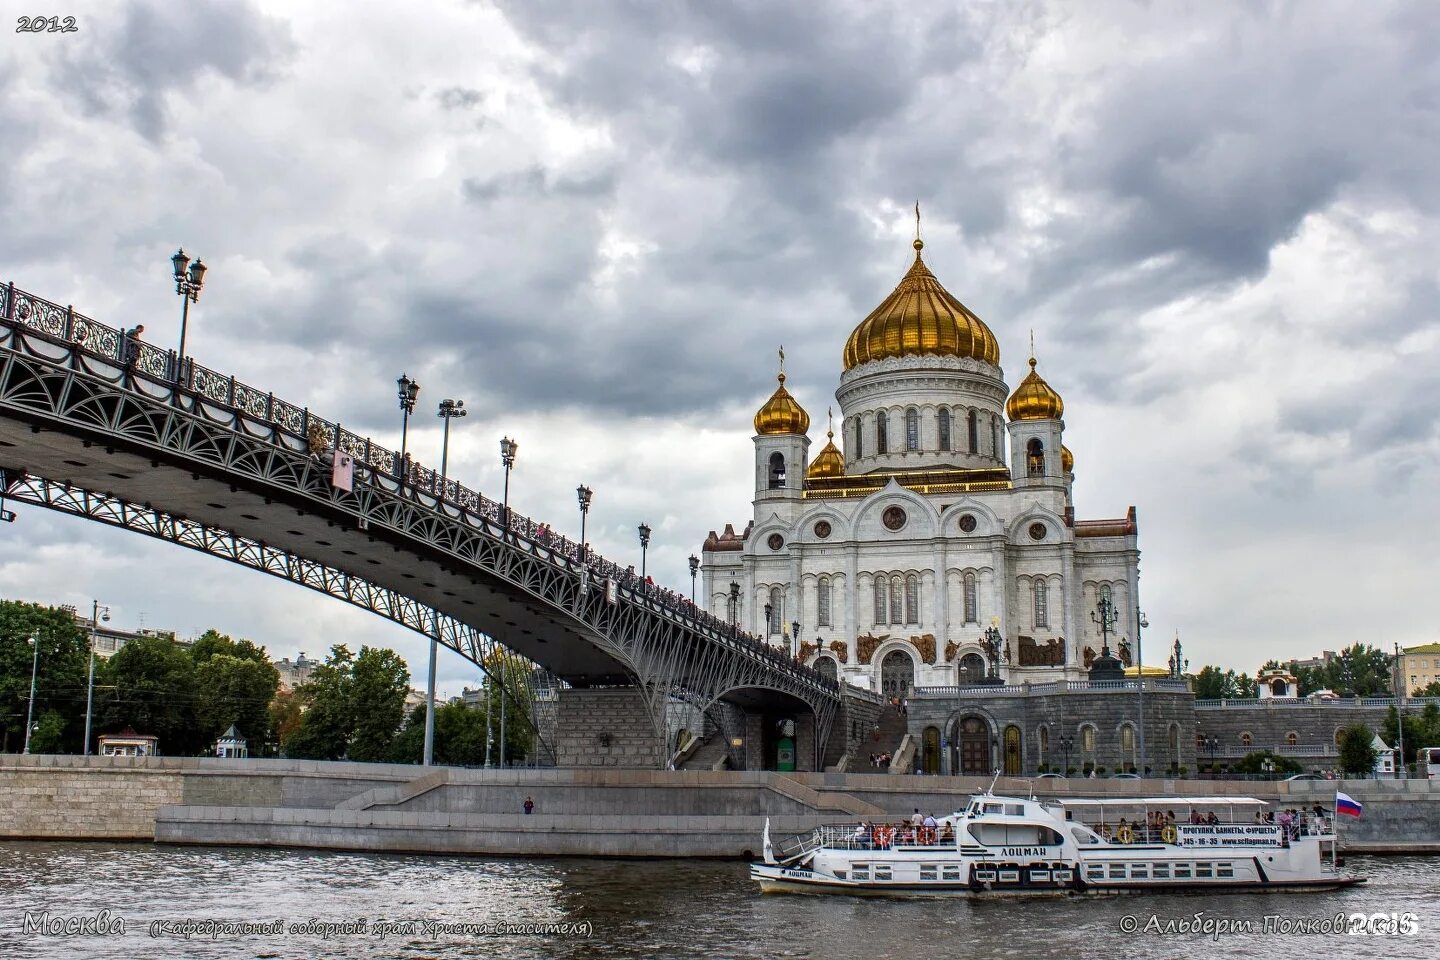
xmin=97 ymin=634 xmax=201 ymax=754
xmin=1323 ymin=645 xmax=1393 ymax=697
xmin=195 ymin=654 xmax=280 ymax=754
xmin=27 ymin=710 xmax=68 ymax=754
xmin=348 ymin=646 xmax=410 ymax=762
xmin=190 ymin=629 xmax=270 ymax=667
xmin=1413 ymin=680 xmax=1440 ymax=698
xmin=1337 ymin=723 xmax=1379 ymax=777
xmin=1191 ymin=665 xmax=1238 ymax=700
xmin=1232 ymin=749 xmax=1302 ymax=777
xmin=283 ymin=645 xmax=356 ymax=760
xmin=0 ymin=600 xmax=90 ymax=753
xmin=268 ymin=688 xmax=303 ymax=748
xmin=1382 ymin=702 xmax=1440 ymax=769
xmin=389 ymin=701 xmax=488 ymax=766
xmin=1234 ymin=672 xmax=1257 ymax=699
xmin=479 ymin=651 xmax=537 ymax=764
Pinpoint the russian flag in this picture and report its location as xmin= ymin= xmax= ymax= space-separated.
xmin=1336 ymin=792 xmax=1363 ymax=818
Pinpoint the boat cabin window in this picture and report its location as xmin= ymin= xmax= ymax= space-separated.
xmin=852 ymin=864 xmax=870 ymax=880
xmin=1217 ymin=863 xmax=1234 ymax=878
xmin=1130 ymin=864 xmax=1149 ymax=879
xmin=942 ymin=865 xmax=962 ymax=881
xmin=1108 ymin=864 xmax=1126 ymax=879
xmin=874 ymin=865 xmax=892 ymax=881
xmin=1195 ymin=863 xmax=1213 ymax=879
xmin=1174 ymin=863 xmax=1192 ymax=879
xmin=983 ymin=803 xmax=1003 ymax=815
xmin=920 ymin=865 xmax=937 ymax=881
xmin=1004 ymin=804 xmax=1025 ymax=816
xmin=1071 ymin=827 xmax=1100 ymax=845
xmin=1152 ymin=863 xmax=1170 ymax=879
xmin=1085 ymin=864 xmax=1105 ymax=880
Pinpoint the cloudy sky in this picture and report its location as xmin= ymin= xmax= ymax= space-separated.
xmin=2 ymin=1 xmax=1437 ymax=694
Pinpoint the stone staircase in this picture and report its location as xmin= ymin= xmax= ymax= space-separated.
xmin=677 ymin=732 xmax=732 ymax=771
xmin=335 ymin=768 xmax=450 ymax=810
xmin=861 ymin=703 xmax=910 ymax=773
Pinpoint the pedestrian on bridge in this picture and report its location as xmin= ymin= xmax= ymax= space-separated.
xmin=123 ymin=324 xmax=144 ymax=364
xmin=523 ymin=796 xmax=534 ymax=815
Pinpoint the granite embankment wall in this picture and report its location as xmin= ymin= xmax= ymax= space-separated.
xmin=1 ymin=756 xmax=1435 ymax=856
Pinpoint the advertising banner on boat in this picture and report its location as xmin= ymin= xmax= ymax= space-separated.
xmin=1175 ymin=824 xmax=1283 ymax=847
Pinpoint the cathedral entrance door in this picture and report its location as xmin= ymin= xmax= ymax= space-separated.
xmin=957 ymin=717 xmax=989 ymax=775
xmin=880 ymin=650 xmax=915 ymax=699
xmin=958 ymin=653 xmax=985 ymax=686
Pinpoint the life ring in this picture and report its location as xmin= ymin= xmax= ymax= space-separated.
xmin=876 ymin=826 xmax=894 ymax=848
xmin=1161 ymin=825 xmax=1177 ymax=844
xmin=1115 ymin=825 xmax=1134 ymax=844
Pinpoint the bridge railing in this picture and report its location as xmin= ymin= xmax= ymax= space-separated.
xmin=0 ymin=282 xmax=837 ymax=697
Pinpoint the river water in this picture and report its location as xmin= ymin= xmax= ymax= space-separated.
xmin=0 ymin=842 xmax=1434 ymax=959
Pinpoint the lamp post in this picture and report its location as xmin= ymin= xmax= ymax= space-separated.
xmin=484 ymin=660 xmax=494 ymax=768
xmin=499 ymin=652 xmax=507 ymax=769
xmin=396 ymin=374 xmax=420 ymax=473
xmin=637 ymin=522 xmax=651 ymax=580
xmin=1135 ymin=607 xmax=1149 ymax=776
xmin=22 ymin=635 xmax=40 ymax=755
xmin=1059 ymin=734 xmax=1073 ymax=776
xmin=979 ymin=620 xmax=1004 ymax=686
xmin=500 ymin=436 xmax=518 ymax=535
xmin=1394 ymin=641 xmax=1406 ymax=778
xmin=688 ymin=554 xmax=699 ymax=603
xmin=728 ymin=581 xmax=740 ymax=626
xmin=170 ymin=248 xmax=207 ymax=370
xmin=1205 ymin=736 xmax=1218 ymax=777
xmin=791 ymin=619 xmax=800 ymax=659
xmin=764 ymin=602 xmax=773 ymax=638
xmin=83 ymin=602 xmax=110 ymax=756
xmin=576 ymin=485 xmax=593 ymax=560
xmin=436 ymin=398 xmax=466 ymax=499
xmin=1091 ymin=595 xmax=1117 ymax=659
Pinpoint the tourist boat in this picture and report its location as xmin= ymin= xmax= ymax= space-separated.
xmin=751 ymin=785 xmax=1364 ymax=897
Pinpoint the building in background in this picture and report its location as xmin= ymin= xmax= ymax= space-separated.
xmin=1398 ymin=643 xmax=1440 ymax=695
xmin=274 ymin=653 xmax=316 ymax=692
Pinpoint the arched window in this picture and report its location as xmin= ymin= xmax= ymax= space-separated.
xmin=815 ymin=657 xmax=838 ymax=681
xmin=1033 ymin=579 xmax=1049 ymax=629
xmin=872 ymin=577 xmax=887 ymax=625
xmin=1121 ymin=724 xmax=1135 ymax=755
xmin=1003 ymin=725 xmax=1022 ymax=776
xmin=1081 ymin=725 xmax=1096 ymax=753
xmin=967 ymin=409 xmax=979 ymax=453
xmin=938 ymin=408 xmax=951 ymax=451
xmin=1038 ymin=725 xmax=1050 ymax=759
xmin=1240 ymin=732 xmax=1252 ymax=747
xmin=817 ymin=576 xmax=832 ymax=627
xmin=889 ymin=575 xmax=903 ymax=624
xmin=991 ymin=415 xmax=1001 ymax=459
xmin=1168 ymin=724 xmax=1179 ymax=758
xmin=768 ymin=451 xmax=786 ymax=489
xmin=958 ymin=653 xmax=986 ymax=685
xmin=853 ymin=418 xmax=863 ymax=459
xmin=905 ymin=408 xmax=920 ymax=451
xmin=876 ymin=411 xmax=888 ymax=454
xmin=905 ymin=574 xmax=919 ymax=624
xmin=1027 ymin=438 xmax=1045 ymax=477
xmin=963 ymin=573 xmax=978 ymax=624
xmin=1286 ymin=731 xmax=1298 ymax=746
xmin=768 ymin=586 xmax=783 ymax=635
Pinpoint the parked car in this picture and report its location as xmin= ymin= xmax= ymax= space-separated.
xmin=1035 ymin=772 xmax=1067 ymax=780
xmin=1283 ymin=773 xmax=1324 ymax=781
xmin=1110 ymin=773 xmax=1142 ymax=780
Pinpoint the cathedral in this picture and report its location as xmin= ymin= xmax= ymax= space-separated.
xmin=700 ymin=232 xmax=1142 ymax=702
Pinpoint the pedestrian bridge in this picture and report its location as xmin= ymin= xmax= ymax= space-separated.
xmin=0 ymin=282 xmax=866 ymax=769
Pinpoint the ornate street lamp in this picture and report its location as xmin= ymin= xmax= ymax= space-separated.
xmin=688 ymin=554 xmax=699 ymax=603
xmin=436 ymin=398 xmax=466 ymax=483
xmin=500 ymin=436 xmax=518 ymax=534
xmin=1205 ymin=735 xmax=1219 ymax=776
xmin=728 ymin=581 xmax=740 ymax=626
xmin=22 ymin=635 xmax=40 ymax=755
xmin=83 ymin=602 xmax=110 ymax=755
xmin=170 ymin=248 xmax=207 ymax=369
xmin=576 ymin=485 xmax=593 ymax=560
xmin=1088 ymin=593 xmax=1125 ymax=682
xmin=637 ymin=522 xmax=652 ymax=579
xmin=791 ymin=619 xmax=800 ymax=658
xmin=1059 ymin=734 xmax=1074 ymax=775
xmin=396 ymin=374 xmax=420 ymax=473
xmin=764 ymin=602 xmax=773 ymax=637
xmin=979 ymin=620 xmax=1004 ymax=686
xmin=1135 ymin=607 xmax=1150 ymax=775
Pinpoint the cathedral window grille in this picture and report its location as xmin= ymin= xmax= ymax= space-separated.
xmin=905 ymin=408 xmax=920 ymax=451
xmin=1101 ymin=584 xmax=1112 ymax=604
xmin=768 ymin=586 xmax=783 ymax=635
xmin=905 ymin=574 xmax=920 ymax=624
xmin=938 ymin=408 xmax=951 ymax=451
xmin=873 ymin=577 xmax=887 ymax=625
xmin=1027 ymin=438 xmax=1045 ymax=477
xmin=963 ymin=573 xmax=978 ymax=624
xmin=818 ymin=576 xmax=832 ymax=627
xmin=889 ymin=575 xmax=903 ymax=624
xmin=768 ymin=451 xmax=786 ymax=489
xmin=876 ymin=411 xmax=888 ymax=454
xmin=1121 ymin=725 xmax=1136 ymax=760
xmin=1033 ymin=579 xmax=1049 ymax=629
xmin=967 ymin=409 xmax=978 ymax=454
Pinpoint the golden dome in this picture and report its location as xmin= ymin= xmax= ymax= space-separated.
xmin=1006 ymin=356 xmax=1064 ymax=421
xmin=1061 ymin=444 xmax=1074 ymax=474
xmin=842 ymin=238 xmax=1000 ymax=370
xmin=754 ymin=371 xmax=811 ymax=435
xmin=806 ymin=415 xmax=846 ymax=479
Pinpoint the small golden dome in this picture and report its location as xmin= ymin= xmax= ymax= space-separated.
xmin=806 ymin=421 xmax=846 ymax=479
xmin=1061 ymin=444 xmax=1074 ymax=474
xmin=754 ymin=371 xmax=811 ymax=435
xmin=842 ymin=238 xmax=1000 ymax=370
xmin=1006 ymin=356 xmax=1064 ymax=421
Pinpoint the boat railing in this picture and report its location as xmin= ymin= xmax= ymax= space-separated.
xmin=809 ymin=823 xmax=960 ymax=851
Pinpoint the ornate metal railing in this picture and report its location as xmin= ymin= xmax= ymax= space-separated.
xmin=912 ymin=678 xmax=1192 ymax=697
xmin=1194 ymin=696 xmax=1440 ymax=709
xmin=0 ymin=281 xmax=837 ymax=698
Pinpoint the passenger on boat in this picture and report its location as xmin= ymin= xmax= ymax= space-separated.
xmin=910 ymin=809 xmax=924 ymax=827
xmin=1206 ymin=812 xmax=1219 ymax=825
xmin=853 ymin=822 xmax=870 ymax=846
xmin=939 ymin=823 xmax=954 ymax=844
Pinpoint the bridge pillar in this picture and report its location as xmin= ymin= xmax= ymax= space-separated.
xmin=555 ymin=688 xmax=665 ymax=768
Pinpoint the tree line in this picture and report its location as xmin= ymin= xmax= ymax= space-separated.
xmin=1189 ymin=643 xmax=1408 ymax=700
xmin=0 ymin=599 xmax=534 ymax=763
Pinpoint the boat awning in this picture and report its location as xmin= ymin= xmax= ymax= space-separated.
xmin=1052 ymin=797 xmax=1268 ymax=807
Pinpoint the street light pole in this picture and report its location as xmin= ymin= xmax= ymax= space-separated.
xmin=437 ymin=398 xmax=467 ymax=486
xmin=170 ymin=248 xmax=207 ymax=371
xmin=1135 ymin=607 xmax=1149 ymax=775
xmin=500 ymin=437 xmax=518 ymax=536
xmin=576 ymin=485 xmax=592 ymax=561
xmin=23 ymin=635 xmax=40 ymax=755
xmin=83 ymin=601 xmax=110 ymax=756
xmin=728 ymin=581 xmax=740 ymax=626
xmin=499 ymin=652 xmax=507 ymax=769
xmin=1060 ymin=735 xmax=1072 ymax=776
xmin=1394 ymin=641 xmax=1406 ymax=779
xmin=396 ymin=374 xmax=420 ymax=473
xmin=637 ymin=523 xmax=651 ymax=580
xmin=688 ymin=554 xmax=699 ymax=604
xmin=791 ymin=619 xmax=800 ymax=659
xmin=423 ymin=611 xmax=438 ymax=767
